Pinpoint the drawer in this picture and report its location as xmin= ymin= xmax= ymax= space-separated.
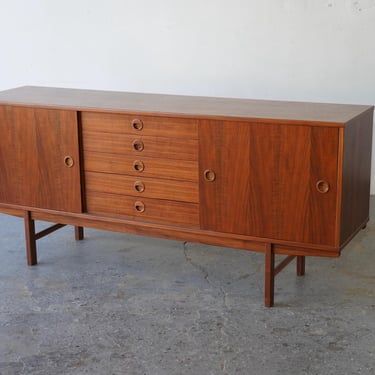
xmin=86 ymin=191 xmax=199 ymax=227
xmin=85 ymin=171 xmax=199 ymax=203
xmin=84 ymin=151 xmax=198 ymax=182
xmin=83 ymin=131 xmax=198 ymax=161
xmin=81 ymin=112 xmax=198 ymax=139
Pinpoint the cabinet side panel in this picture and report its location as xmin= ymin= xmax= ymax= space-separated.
xmin=340 ymin=110 xmax=373 ymax=245
xmin=0 ymin=106 xmax=18 ymax=204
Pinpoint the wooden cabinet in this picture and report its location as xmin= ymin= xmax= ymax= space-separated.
xmin=0 ymin=86 xmax=373 ymax=306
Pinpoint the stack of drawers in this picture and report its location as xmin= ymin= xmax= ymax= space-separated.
xmin=81 ymin=112 xmax=199 ymax=227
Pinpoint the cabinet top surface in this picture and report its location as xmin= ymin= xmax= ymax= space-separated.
xmin=0 ymin=86 xmax=373 ymax=125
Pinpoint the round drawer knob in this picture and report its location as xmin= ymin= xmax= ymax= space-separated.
xmin=64 ymin=156 xmax=74 ymax=168
xmin=132 ymin=118 xmax=143 ymax=131
xmin=316 ymin=180 xmax=330 ymax=194
xmin=132 ymin=139 xmax=144 ymax=152
xmin=134 ymin=181 xmax=145 ymax=193
xmin=133 ymin=160 xmax=145 ymax=172
xmin=134 ymin=201 xmax=145 ymax=213
xmin=204 ymin=169 xmax=216 ymax=182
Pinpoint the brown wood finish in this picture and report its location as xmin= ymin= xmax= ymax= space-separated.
xmin=84 ymin=151 xmax=199 ymax=182
xmin=199 ymin=121 xmax=338 ymax=245
xmin=297 ymin=256 xmax=306 ymax=276
xmin=0 ymin=86 xmax=373 ymax=307
xmin=308 ymin=127 xmax=339 ymax=245
xmin=265 ymin=251 xmax=307 ymax=307
xmin=199 ymin=120 xmax=252 ymax=234
xmin=264 ymin=244 xmax=275 ymax=307
xmin=86 ymin=192 xmax=199 ymax=227
xmin=27 ymin=208 xmax=267 ymax=252
xmin=75 ymin=226 xmax=84 ymax=241
xmin=0 ymin=86 xmax=371 ymax=125
xmin=85 ymin=171 xmax=199 ymax=203
xmin=0 ymin=201 xmax=338 ymax=255
xmin=0 ymin=206 xmax=24 ymax=217
xmin=340 ymin=110 xmax=373 ymax=244
xmin=24 ymin=211 xmax=37 ymax=266
xmin=82 ymin=131 xmax=198 ymax=161
xmin=81 ymin=112 xmax=198 ymax=138
xmin=0 ymin=106 xmax=82 ymax=212
xmin=246 ymin=123 xmax=312 ymax=241
xmin=23 ymin=210 xmax=84 ymax=265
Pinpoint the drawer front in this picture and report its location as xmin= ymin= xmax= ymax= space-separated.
xmin=81 ymin=112 xmax=198 ymax=139
xmin=84 ymin=152 xmax=198 ymax=182
xmin=83 ymin=131 xmax=198 ymax=161
xmin=86 ymin=192 xmax=199 ymax=227
xmin=85 ymin=171 xmax=199 ymax=203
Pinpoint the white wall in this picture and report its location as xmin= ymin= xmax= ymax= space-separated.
xmin=1 ymin=0 xmax=375 ymax=192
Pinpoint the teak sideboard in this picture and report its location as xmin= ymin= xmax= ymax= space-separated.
xmin=0 ymin=86 xmax=373 ymax=307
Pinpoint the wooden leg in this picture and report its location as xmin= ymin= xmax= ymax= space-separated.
xmin=297 ymin=256 xmax=305 ymax=276
xmin=24 ymin=211 xmax=37 ymax=266
xmin=23 ymin=214 xmax=80 ymax=264
xmin=265 ymin=244 xmax=275 ymax=307
xmin=74 ymin=226 xmax=84 ymax=241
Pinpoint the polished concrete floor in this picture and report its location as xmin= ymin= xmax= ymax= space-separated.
xmin=0 ymin=198 xmax=374 ymax=375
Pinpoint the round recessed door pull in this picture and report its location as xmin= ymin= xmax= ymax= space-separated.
xmin=131 ymin=118 xmax=143 ymax=131
xmin=64 ymin=156 xmax=74 ymax=168
xmin=134 ymin=201 xmax=145 ymax=213
xmin=204 ymin=169 xmax=216 ymax=182
xmin=133 ymin=160 xmax=145 ymax=172
xmin=132 ymin=139 xmax=144 ymax=152
xmin=134 ymin=181 xmax=145 ymax=193
xmin=316 ymin=180 xmax=330 ymax=194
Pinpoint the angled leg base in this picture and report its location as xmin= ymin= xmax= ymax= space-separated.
xmin=23 ymin=211 xmax=84 ymax=265
xmin=264 ymin=245 xmax=306 ymax=307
